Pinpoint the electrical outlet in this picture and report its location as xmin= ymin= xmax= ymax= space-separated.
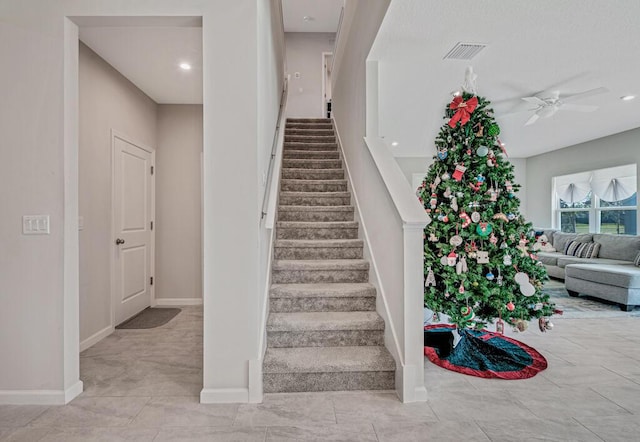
xmin=23 ymin=215 xmax=50 ymax=235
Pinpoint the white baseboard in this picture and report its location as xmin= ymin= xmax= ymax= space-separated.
xmin=80 ymin=325 xmax=114 ymax=352
xmin=155 ymin=298 xmax=202 ymax=306
xmin=200 ymin=387 xmax=249 ymax=403
xmin=248 ymin=359 xmax=263 ymax=403
xmin=0 ymin=380 xmax=83 ymax=405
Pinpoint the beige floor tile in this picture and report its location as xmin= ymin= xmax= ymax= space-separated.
xmin=38 ymin=427 xmax=158 ymax=441
xmin=575 ymin=414 xmax=640 ymax=441
xmin=374 ymin=421 xmax=491 ymax=442
xmin=154 ymin=426 xmax=266 ymax=441
xmin=333 ymin=391 xmax=437 ymax=425
xmin=234 ymin=393 xmax=336 ymax=427
xmin=266 ymin=423 xmax=377 ymax=441
xmin=0 ymin=426 xmax=50 ymax=442
xmin=29 ymin=397 xmax=150 ymax=428
xmin=540 ymin=364 xmax=632 ymax=387
xmin=477 ymin=417 xmax=601 ymax=441
xmin=0 ymin=405 xmax=49 ymax=427
xmin=130 ymin=396 xmax=238 ymax=427
xmin=427 ymin=389 xmax=533 ymax=422
xmin=591 ymin=383 xmax=640 ymax=413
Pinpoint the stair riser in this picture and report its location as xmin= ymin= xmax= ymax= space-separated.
xmin=267 ymin=330 xmax=384 ymax=348
xmin=284 ymin=143 xmax=337 ymax=151
xmin=271 ymin=269 xmax=368 ymax=284
xmin=274 ymin=247 xmax=363 ymax=260
xmin=285 ymin=135 xmax=336 ymax=143
xmin=278 ymin=210 xmax=354 ymax=222
xmin=286 ymin=124 xmax=333 ymax=131
xmin=270 ymin=297 xmax=376 ymax=313
xmin=287 ymin=118 xmax=331 ymax=123
xmin=280 ymin=182 xmax=347 ymax=192
xmin=283 ymin=151 xmax=340 ymax=160
xmin=283 ymin=160 xmax=342 ymax=170
xmin=276 ymin=227 xmax=358 ymax=240
xmin=263 ymin=371 xmax=395 ymax=393
xmin=282 ymin=169 xmax=344 ymax=180
xmin=285 ymin=129 xmax=334 ymax=136
xmin=279 ymin=195 xmax=350 ymax=206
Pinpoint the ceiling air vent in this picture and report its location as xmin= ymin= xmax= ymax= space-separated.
xmin=444 ymin=42 xmax=487 ymax=60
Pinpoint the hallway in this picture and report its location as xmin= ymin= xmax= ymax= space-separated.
xmin=3 ymin=310 xmax=640 ymax=440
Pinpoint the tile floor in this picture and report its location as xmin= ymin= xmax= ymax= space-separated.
xmin=2 ymin=305 xmax=640 ymax=441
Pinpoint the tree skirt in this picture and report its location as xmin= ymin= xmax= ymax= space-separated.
xmin=424 ymin=324 xmax=547 ymax=379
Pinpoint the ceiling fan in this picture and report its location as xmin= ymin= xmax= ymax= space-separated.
xmin=504 ymin=87 xmax=609 ymax=126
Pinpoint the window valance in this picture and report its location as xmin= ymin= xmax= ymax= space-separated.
xmin=555 ymin=164 xmax=637 ymax=203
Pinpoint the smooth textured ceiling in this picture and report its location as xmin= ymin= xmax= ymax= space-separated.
xmin=79 ymin=21 xmax=202 ymax=104
xmin=369 ymin=0 xmax=640 ymax=158
xmin=282 ymin=0 xmax=343 ymax=32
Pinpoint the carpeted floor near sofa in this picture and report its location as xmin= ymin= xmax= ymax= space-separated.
xmin=544 ymin=278 xmax=640 ymax=319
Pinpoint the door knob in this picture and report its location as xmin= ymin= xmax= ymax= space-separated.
xmin=115 ymin=238 xmax=125 ymax=245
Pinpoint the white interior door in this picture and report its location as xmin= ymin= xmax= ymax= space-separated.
xmin=112 ymin=133 xmax=154 ymax=325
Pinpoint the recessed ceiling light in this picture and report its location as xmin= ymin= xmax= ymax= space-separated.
xmin=391 ymin=141 xmax=399 ymax=147
xmin=303 ymin=16 xmax=314 ymax=22
xmin=621 ymin=95 xmax=636 ymax=101
xmin=179 ymin=63 xmax=192 ymax=71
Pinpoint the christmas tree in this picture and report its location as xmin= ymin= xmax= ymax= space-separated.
xmin=418 ymin=71 xmax=555 ymax=332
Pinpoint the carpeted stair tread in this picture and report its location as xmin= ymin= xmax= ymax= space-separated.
xmin=270 ymin=283 xmax=376 ymax=298
xmin=278 ymin=205 xmax=353 ymax=212
xmin=267 ymin=311 xmax=384 ymax=332
xmin=285 ymin=129 xmax=335 ymax=136
xmin=284 ymin=143 xmax=338 ymax=151
xmin=273 ymin=259 xmax=369 ymax=271
xmin=285 ymin=135 xmax=336 ymax=143
xmin=283 ymin=159 xmax=342 ymax=169
xmin=287 ymin=118 xmax=331 ymax=123
xmin=279 ymin=191 xmax=350 ymax=198
xmin=283 ymin=150 xmax=340 ymax=159
xmin=280 ymin=179 xmax=347 ymax=192
xmin=275 ymin=239 xmax=363 ymax=248
xmin=263 ymin=346 xmax=395 ymax=373
xmin=276 ymin=221 xmax=358 ymax=229
xmin=282 ymin=168 xmax=344 ymax=180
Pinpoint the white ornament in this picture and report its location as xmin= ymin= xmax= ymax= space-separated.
xmin=471 ymin=211 xmax=481 ymax=223
xmin=450 ymin=235 xmax=463 ymax=247
xmin=503 ymin=254 xmax=512 ymax=266
xmin=515 ymin=272 xmax=535 ymax=297
xmin=451 ymin=197 xmax=459 ymax=212
xmin=446 ymin=251 xmax=458 ymax=266
xmin=476 ymin=250 xmax=489 ymax=264
xmin=456 ymin=256 xmax=468 ymax=275
xmin=425 ymin=267 xmax=436 ymax=287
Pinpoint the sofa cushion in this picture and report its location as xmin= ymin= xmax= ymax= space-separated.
xmin=634 ymin=251 xmax=640 ymax=267
xmin=552 ymin=232 xmax=593 ymax=252
xmin=536 ymin=251 xmax=561 ymax=266
xmin=565 ymin=263 xmax=640 ymax=289
xmin=556 ymin=256 xmax=631 ymax=268
xmin=593 ymin=234 xmax=640 ymax=262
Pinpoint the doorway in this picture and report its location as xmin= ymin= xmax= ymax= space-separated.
xmin=322 ymin=52 xmax=333 ymax=118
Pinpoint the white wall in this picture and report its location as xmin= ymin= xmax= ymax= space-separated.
xmin=285 ymin=32 xmax=334 ymax=118
xmin=156 ymin=105 xmax=203 ymax=302
xmin=0 ymin=0 xmax=279 ymax=405
xmin=527 ymin=127 xmax=640 ymax=228
xmin=78 ymin=43 xmax=158 ymax=345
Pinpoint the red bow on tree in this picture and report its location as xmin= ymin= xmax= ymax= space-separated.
xmin=448 ymin=96 xmax=478 ymax=128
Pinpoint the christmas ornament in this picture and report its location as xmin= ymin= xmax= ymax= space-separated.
xmin=474 ymin=122 xmax=484 ymax=137
xmin=503 ymin=254 xmax=512 ymax=266
xmin=476 ymin=250 xmax=489 ymax=264
xmin=487 ymin=187 xmax=499 ymax=202
xmin=493 ymin=212 xmax=508 ymax=223
xmin=471 ymin=211 xmax=481 ymax=223
xmin=459 ymin=212 xmax=471 ymax=228
xmin=443 ymin=186 xmax=453 ymax=199
xmin=428 ymin=232 xmax=439 ymax=242
xmin=460 ymin=305 xmax=474 ymax=321
xmin=500 ymin=241 xmax=508 ymax=249
xmin=507 ymin=213 xmax=517 ymax=221
xmin=441 ymin=172 xmax=450 ymax=180
xmin=476 ymin=222 xmax=492 ymax=238
xmin=451 ymin=197 xmax=458 ymax=212
xmin=448 ymin=95 xmax=478 ymax=128
xmin=486 ymin=150 xmax=497 ymax=167
xmin=446 ymin=251 xmax=458 ymax=266
xmin=450 ymin=235 xmax=463 ymax=247
xmin=489 ymin=232 xmax=498 ymax=245
xmin=513 ymin=319 xmax=528 ymax=332
xmin=496 ymin=318 xmax=505 ymax=334
xmin=440 ymin=255 xmax=448 ymax=266
xmin=437 ymin=149 xmax=448 ymax=160
xmin=517 ymin=236 xmax=529 ymax=256
xmin=470 ymin=174 xmax=485 ymax=192
xmin=515 ymin=272 xmax=535 ymax=297
xmin=444 ymin=292 xmax=451 ymax=298
xmin=429 ymin=193 xmax=437 ymax=209
xmin=456 ymin=256 xmax=468 ymax=275
xmin=458 ymin=282 xmax=465 ymax=294
xmin=486 ymin=271 xmax=495 ymax=281
xmin=506 ymin=301 xmax=515 ymax=311
xmin=476 ymin=145 xmax=489 ymax=157
xmin=452 ymin=164 xmax=467 ymax=181
xmin=487 ymin=123 xmax=500 ymax=137
xmin=425 ymin=267 xmax=436 ymax=287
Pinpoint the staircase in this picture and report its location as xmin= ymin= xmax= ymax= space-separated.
xmin=263 ymin=118 xmax=396 ymax=393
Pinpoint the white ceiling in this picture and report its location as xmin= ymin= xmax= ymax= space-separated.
xmin=369 ymin=0 xmax=640 ymax=158
xmin=77 ymin=17 xmax=202 ymax=105
xmin=282 ymin=0 xmax=343 ymax=32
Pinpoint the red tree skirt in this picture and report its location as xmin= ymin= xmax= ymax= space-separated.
xmin=424 ymin=324 xmax=547 ymax=379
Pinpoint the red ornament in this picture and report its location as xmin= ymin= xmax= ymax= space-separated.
xmin=448 ymin=96 xmax=479 ymax=128
xmin=506 ymin=301 xmax=515 ymax=311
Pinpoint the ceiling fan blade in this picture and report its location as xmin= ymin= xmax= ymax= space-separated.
xmin=559 ymin=103 xmax=598 ymax=112
xmin=521 ymin=96 xmax=546 ymax=106
xmin=562 ymin=87 xmax=609 ymax=102
xmin=524 ymin=113 xmax=540 ymax=126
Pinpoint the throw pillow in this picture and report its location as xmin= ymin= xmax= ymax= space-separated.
xmin=576 ymin=242 xmax=600 ymax=259
xmin=564 ymin=240 xmax=581 ymax=256
xmin=634 ymin=251 xmax=640 ymax=267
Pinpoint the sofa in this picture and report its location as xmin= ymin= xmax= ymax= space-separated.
xmin=535 ymin=229 xmax=640 ymax=311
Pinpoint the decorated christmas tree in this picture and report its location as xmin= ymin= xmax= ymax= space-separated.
xmin=418 ymin=70 xmax=555 ymax=332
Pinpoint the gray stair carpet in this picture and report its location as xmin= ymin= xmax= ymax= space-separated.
xmin=264 ymin=118 xmax=395 ymax=393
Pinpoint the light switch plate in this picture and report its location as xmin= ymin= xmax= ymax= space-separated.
xmin=23 ymin=215 xmax=50 ymax=235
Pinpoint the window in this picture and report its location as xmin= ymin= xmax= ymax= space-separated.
xmin=554 ymin=165 xmax=637 ymax=235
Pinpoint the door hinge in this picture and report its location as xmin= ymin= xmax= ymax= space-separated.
xmin=151 ymin=165 xmax=154 ymax=175
xmin=150 ymin=221 xmax=154 ymax=230
xmin=150 ymin=276 xmax=154 ymax=286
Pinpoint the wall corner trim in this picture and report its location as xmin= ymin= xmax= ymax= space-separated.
xmin=80 ymin=325 xmax=114 ymax=352
xmin=200 ymin=388 xmax=249 ymax=404
xmin=155 ymin=298 xmax=203 ymax=306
